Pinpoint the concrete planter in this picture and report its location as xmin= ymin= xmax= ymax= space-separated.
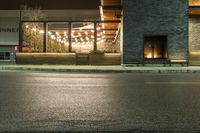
xmin=16 ymin=53 xmax=76 ymax=65
xmin=16 ymin=53 xmax=121 ymax=65
xmin=189 ymin=51 xmax=200 ymax=66
xmin=89 ymin=53 xmax=121 ymax=65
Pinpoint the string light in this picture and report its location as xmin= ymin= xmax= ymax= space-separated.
xmin=39 ymin=30 xmax=44 ymax=34
xmin=32 ymin=28 xmax=36 ymax=32
xmin=48 ymin=31 xmax=52 ymax=35
xmin=64 ymin=31 xmax=67 ymax=36
xmin=85 ymin=32 xmax=88 ymax=35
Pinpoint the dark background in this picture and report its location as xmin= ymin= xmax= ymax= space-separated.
xmin=0 ymin=0 xmax=100 ymax=9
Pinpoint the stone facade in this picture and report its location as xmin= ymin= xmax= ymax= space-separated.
xmin=122 ymin=0 xmax=188 ymax=64
xmin=189 ymin=16 xmax=200 ymax=51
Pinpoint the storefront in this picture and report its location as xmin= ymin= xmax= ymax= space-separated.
xmin=0 ymin=0 xmax=122 ymax=65
xmin=2 ymin=0 xmax=200 ymax=66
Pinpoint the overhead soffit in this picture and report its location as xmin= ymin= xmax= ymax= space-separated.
xmin=189 ymin=0 xmax=200 ymax=6
xmin=189 ymin=0 xmax=200 ymax=15
xmin=100 ymin=0 xmax=122 ymax=43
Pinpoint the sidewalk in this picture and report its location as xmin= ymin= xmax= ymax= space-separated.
xmin=1 ymin=64 xmax=200 ymax=73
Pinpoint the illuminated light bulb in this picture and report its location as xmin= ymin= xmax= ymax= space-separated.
xmin=56 ymin=32 xmax=59 ymax=36
xmin=78 ymin=33 xmax=81 ymax=36
xmin=48 ymin=31 xmax=52 ymax=35
xmin=32 ymin=28 xmax=36 ymax=32
xmin=102 ymin=36 xmax=105 ymax=38
xmin=101 ymin=40 xmax=104 ymax=43
xmin=91 ymin=30 xmax=94 ymax=33
xmin=39 ymin=30 xmax=44 ymax=34
xmin=97 ymin=34 xmax=100 ymax=36
xmin=97 ymin=27 xmax=101 ymax=30
xmin=86 ymin=37 xmax=89 ymax=41
xmin=91 ymin=36 xmax=94 ymax=38
xmin=25 ymin=25 xmax=29 ymax=28
xmin=51 ymin=35 xmax=55 ymax=38
xmin=85 ymin=32 xmax=88 ymax=35
xmin=64 ymin=31 xmax=67 ymax=35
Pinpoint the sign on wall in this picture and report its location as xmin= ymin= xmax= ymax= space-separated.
xmin=0 ymin=18 xmax=19 ymax=45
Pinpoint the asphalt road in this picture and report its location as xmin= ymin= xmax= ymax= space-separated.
xmin=1 ymin=71 xmax=200 ymax=133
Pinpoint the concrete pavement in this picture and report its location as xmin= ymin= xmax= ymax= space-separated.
xmin=1 ymin=64 xmax=200 ymax=73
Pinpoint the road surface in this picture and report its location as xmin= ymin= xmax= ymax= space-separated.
xmin=0 ymin=71 xmax=200 ymax=132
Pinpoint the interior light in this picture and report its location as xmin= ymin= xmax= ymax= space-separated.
xmin=32 ymin=28 xmax=36 ymax=32
xmin=39 ymin=30 xmax=44 ymax=34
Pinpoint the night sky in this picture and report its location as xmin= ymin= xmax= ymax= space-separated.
xmin=0 ymin=0 xmax=100 ymax=10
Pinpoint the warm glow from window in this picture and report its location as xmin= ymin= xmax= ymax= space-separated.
xmin=189 ymin=0 xmax=200 ymax=6
xmin=147 ymin=53 xmax=152 ymax=59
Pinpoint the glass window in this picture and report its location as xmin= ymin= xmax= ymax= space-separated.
xmin=23 ymin=22 xmax=44 ymax=52
xmin=47 ymin=22 xmax=69 ymax=53
xmin=71 ymin=22 xmax=94 ymax=53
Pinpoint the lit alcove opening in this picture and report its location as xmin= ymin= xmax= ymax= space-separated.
xmin=144 ymin=36 xmax=168 ymax=59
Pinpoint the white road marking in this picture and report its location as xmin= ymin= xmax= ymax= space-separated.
xmin=145 ymin=82 xmax=200 ymax=85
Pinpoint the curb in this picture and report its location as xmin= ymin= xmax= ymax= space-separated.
xmin=1 ymin=66 xmax=200 ymax=73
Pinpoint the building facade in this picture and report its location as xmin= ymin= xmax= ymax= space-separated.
xmin=122 ymin=0 xmax=188 ymax=64
xmin=0 ymin=0 xmax=200 ymax=66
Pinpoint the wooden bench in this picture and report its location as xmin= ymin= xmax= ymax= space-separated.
xmin=169 ymin=59 xmax=188 ymax=66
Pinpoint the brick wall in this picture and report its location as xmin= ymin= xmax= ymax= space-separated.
xmin=122 ymin=0 xmax=188 ymax=64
